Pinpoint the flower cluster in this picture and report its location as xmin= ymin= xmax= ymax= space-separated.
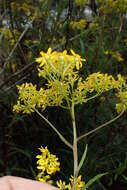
xmin=13 ymin=83 xmax=39 ymax=114
xmin=89 ymin=22 xmax=99 ymax=30
xmin=13 ymin=48 xmax=127 ymax=114
xmin=74 ymin=73 xmax=126 ymax=104
xmin=36 ymin=147 xmax=86 ymax=189
xmin=98 ymin=0 xmax=127 ymax=14
xmin=57 ymin=175 xmax=86 ymax=190
xmin=0 ymin=28 xmax=20 ymax=46
xmin=11 ymin=1 xmax=36 ymax=21
xmin=36 ymin=48 xmax=86 ymax=79
xmin=75 ymin=0 xmax=88 ymax=6
xmin=70 ymin=19 xmax=87 ymax=30
xmin=36 ymin=146 xmax=60 ymax=184
xmin=116 ymin=90 xmax=127 ymax=113
xmin=13 ymin=48 xmax=86 ymax=113
xmin=105 ymin=50 xmax=124 ymax=62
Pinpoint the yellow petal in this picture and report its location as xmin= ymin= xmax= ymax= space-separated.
xmin=47 ymin=48 xmax=52 ymax=54
xmin=70 ymin=49 xmax=76 ymax=56
xmin=36 ymin=57 xmax=43 ymax=63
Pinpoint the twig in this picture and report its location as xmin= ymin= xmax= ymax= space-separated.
xmin=0 ymin=25 xmax=7 ymax=42
xmin=65 ymin=0 xmax=73 ymax=48
xmin=77 ymin=109 xmax=124 ymax=142
xmin=35 ymin=109 xmax=73 ymax=150
xmin=4 ymin=73 xmax=30 ymax=92
xmin=0 ymin=8 xmax=8 ymax=22
xmin=0 ymin=61 xmax=35 ymax=89
xmin=0 ymin=17 xmax=36 ymax=74
xmin=53 ymin=30 xmax=87 ymax=51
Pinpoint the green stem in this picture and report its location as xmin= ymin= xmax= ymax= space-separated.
xmin=71 ymin=101 xmax=78 ymax=190
xmin=35 ymin=109 xmax=73 ymax=150
xmin=77 ymin=109 xmax=124 ymax=142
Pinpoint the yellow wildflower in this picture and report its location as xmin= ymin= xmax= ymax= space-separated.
xmin=36 ymin=146 xmax=60 ymax=183
xmin=112 ymin=51 xmax=124 ymax=62
xmin=116 ymin=91 xmax=127 ymax=113
xmin=13 ymin=83 xmax=38 ymax=114
xmin=75 ymin=0 xmax=88 ymax=6
xmin=13 ymin=48 xmax=127 ymax=116
xmin=37 ymin=173 xmax=53 ymax=184
xmin=57 ymin=180 xmax=69 ymax=190
xmin=70 ymin=49 xmax=86 ymax=70
xmin=98 ymin=0 xmax=127 ymax=14
xmin=105 ymin=50 xmax=124 ymax=62
xmin=70 ymin=175 xmax=85 ymax=190
xmin=57 ymin=175 xmax=86 ymax=190
xmin=36 ymin=48 xmax=86 ymax=78
xmin=82 ymin=72 xmax=116 ymax=93
xmin=89 ymin=22 xmax=99 ymax=30
xmin=70 ymin=19 xmax=87 ymax=30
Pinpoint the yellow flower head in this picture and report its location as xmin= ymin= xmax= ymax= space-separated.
xmin=36 ymin=48 xmax=86 ymax=79
xmin=98 ymin=0 xmax=127 ymax=14
xmin=13 ymin=83 xmax=38 ymax=114
xmin=57 ymin=175 xmax=85 ymax=190
xmin=105 ymin=50 xmax=124 ymax=62
xmin=70 ymin=19 xmax=87 ymax=30
xmin=36 ymin=146 xmax=60 ymax=183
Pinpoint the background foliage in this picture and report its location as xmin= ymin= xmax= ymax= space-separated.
xmin=0 ymin=0 xmax=127 ymax=189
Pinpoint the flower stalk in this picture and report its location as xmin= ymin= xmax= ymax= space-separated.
xmin=71 ymin=100 xmax=78 ymax=190
xmin=35 ymin=109 xmax=73 ymax=150
xmin=77 ymin=108 xmax=124 ymax=142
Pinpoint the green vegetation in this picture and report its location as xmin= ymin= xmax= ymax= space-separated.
xmin=0 ymin=0 xmax=127 ymax=189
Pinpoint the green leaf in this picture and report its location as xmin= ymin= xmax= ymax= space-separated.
xmin=76 ymin=144 xmax=88 ymax=176
xmin=122 ymin=174 xmax=127 ymax=182
xmin=85 ymin=172 xmax=108 ymax=188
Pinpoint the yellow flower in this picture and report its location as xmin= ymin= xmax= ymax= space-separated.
xmin=13 ymin=83 xmax=38 ymax=114
xmin=98 ymin=0 xmax=127 ymax=14
xmin=13 ymin=47 xmax=127 ymax=116
xmin=70 ymin=19 xmax=87 ymax=30
xmin=70 ymin=49 xmax=86 ymax=70
xmin=37 ymin=173 xmax=53 ymax=184
xmin=69 ymin=175 xmax=85 ymax=190
xmin=36 ymin=48 xmax=53 ymax=67
xmin=104 ymin=50 xmax=110 ymax=55
xmin=36 ymin=146 xmax=60 ymax=183
xmin=36 ymin=48 xmax=86 ymax=80
xmin=57 ymin=180 xmax=68 ymax=190
xmin=105 ymin=50 xmax=124 ymax=62
xmin=89 ymin=22 xmax=99 ymax=30
xmin=57 ymin=175 xmax=86 ymax=190
xmin=75 ymin=0 xmax=88 ymax=6
xmin=112 ymin=51 xmax=124 ymax=62
xmin=116 ymin=91 xmax=127 ymax=113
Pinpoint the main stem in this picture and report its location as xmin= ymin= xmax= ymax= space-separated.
xmin=71 ymin=101 xmax=78 ymax=189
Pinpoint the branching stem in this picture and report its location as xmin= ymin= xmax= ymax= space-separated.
xmin=77 ymin=109 xmax=124 ymax=142
xmin=35 ymin=109 xmax=73 ymax=150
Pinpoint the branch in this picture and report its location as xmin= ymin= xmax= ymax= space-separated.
xmin=0 ymin=8 xmax=8 ymax=22
xmin=0 ymin=16 xmax=36 ymax=74
xmin=0 ymin=61 xmax=35 ymax=89
xmin=35 ymin=109 xmax=73 ymax=150
xmin=77 ymin=109 xmax=124 ymax=142
xmin=3 ymin=73 xmax=30 ymax=92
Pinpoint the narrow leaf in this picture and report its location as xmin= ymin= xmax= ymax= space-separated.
xmin=86 ymin=172 xmax=108 ymax=188
xmin=76 ymin=144 xmax=88 ymax=176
